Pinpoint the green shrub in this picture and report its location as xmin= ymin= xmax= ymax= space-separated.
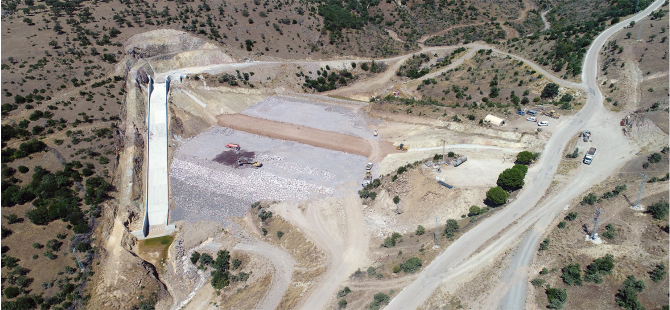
xmin=276 ymin=231 xmax=284 ymax=239
xmin=392 ymin=265 xmax=401 ymax=273
xmin=584 ymin=254 xmax=614 ymax=284
xmin=581 ymin=193 xmax=597 ymax=205
xmin=369 ymin=292 xmax=390 ymax=310
xmin=558 ymin=221 xmax=566 ymax=229
xmin=615 ymin=275 xmax=645 ymax=310
xmin=647 ymin=200 xmax=669 ymax=220
xmin=602 ymin=224 xmax=616 ymax=240
xmin=17 ymin=166 xmax=28 ymax=173
xmin=338 ymin=299 xmax=347 ymax=309
xmin=497 ymin=167 xmax=525 ymax=190
xmin=393 ymin=196 xmax=400 ymax=204
xmin=516 ymin=151 xmax=535 ymax=164
xmin=648 ymin=152 xmax=662 ymax=163
xmin=232 ymin=258 xmax=242 ymax=270
xmin=650 ymin=263 xmax=667 ymax=283
xmin=546 ymin=285 xmax=567 ymax=309
xmin=539 ymin=238 xmax=550 ymax=251
xmin=190 ymin=252 xmax=201 ymax=264
xmin=564 ymin=212 xmax=577 ymax=221
xmin=531 ymin=278 xmax=546 ymax=287
xmin=4 ymin=286 xmax=20 ymax=299
xmin=469 ymin=205 xmax=481 ymax=216
xmin=540 ymin=267 xmax=549 ymax=275
xmin=444 ymin=219 xmax=459 ymax=238
xmin=541 ymin=83 xmax=559 ymax=99
xmin=561 ymin=263 xmax=582 ymax=286
xmin=337 ymin=286 xmax=351 ymax=298
xmin=486 ymin=187 xmax=509 ymax=205
xmin=400 ymin=257 xmax=423 ymax=273
xmin=415 ymin=225 xmax=425 ymax=235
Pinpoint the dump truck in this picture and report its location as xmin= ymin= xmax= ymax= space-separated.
xmin=226 ymin=143 xmax=241 ymax=151
xmin=396 ymin=143 xmax=408 ymax=151
xmin=583 ymin=147 xmax=596 ymax=165
xmin=237 ymin=157 xmax=262 ymax=167
xmin=362 ymin=171 xmax=373 ymax=186
xmin=453 ymin=156 xmax=467 ymax=167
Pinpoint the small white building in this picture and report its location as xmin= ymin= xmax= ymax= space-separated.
xmin=484 ymin=114 xmax=506 ymax=126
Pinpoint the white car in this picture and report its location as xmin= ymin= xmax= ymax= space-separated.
xmin=538 ymin=121 xmax=549 ymax=126
xmin=527 ymin=117 xmax=536 ymax=122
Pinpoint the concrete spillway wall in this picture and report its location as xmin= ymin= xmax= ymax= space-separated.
xmin=140 ymin=76 xmax=173 ymax=237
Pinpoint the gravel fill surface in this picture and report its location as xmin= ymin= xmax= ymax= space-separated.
xmin=170 ymin=127 xmax=368 ymax=223
xmin=241 ymin=96 xmax=374 ymax=139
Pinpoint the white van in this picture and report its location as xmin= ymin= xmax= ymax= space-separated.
xmin=538 ymin=121 xmax=549 ymax=126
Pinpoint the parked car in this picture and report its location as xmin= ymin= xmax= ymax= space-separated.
xmin=538 ymin=121 xmax=549 ymax=126
xmin=527 ymin=117 xmax=536 ymax=122
xmin=527 ymin=110 xmax=537 ymax=116
xmin=516 ymin=111 xmax=525 ymax=116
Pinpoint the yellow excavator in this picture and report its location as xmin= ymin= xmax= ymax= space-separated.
xmin=396 ymin=143 xmax=408 ymax=151
xmin=237 ymin=157 xmax=262 ymax=167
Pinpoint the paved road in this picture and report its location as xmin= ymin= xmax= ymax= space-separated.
xmin=497 ymin=1 xmax=666 ymax=308
xmin=385 ymin=1 xmax=665 ymax=309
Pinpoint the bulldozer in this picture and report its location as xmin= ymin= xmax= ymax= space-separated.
xmin=237 ymin=157 xmax=262 ymax=167
xmin=548 ymin=110 xmax=559 ymax=119
xmin=396 ymin=143 xmax=408 ymax=151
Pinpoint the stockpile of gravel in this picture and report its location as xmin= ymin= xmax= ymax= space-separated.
xmin=170 ymin=127 xmax=368 ymax=223
xmin=241 ymin=96 xmax=372 ymax=138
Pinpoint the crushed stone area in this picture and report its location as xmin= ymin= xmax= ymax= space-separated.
xmin=241 ymin=96 xmax=375 ymax=139
xmin=170 ymin=127 xmax=368 ymax=223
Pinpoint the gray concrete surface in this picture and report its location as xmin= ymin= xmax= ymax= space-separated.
xmin=147 ymin=80 xmax=170 ymax=229
xmin=169 ymin=127 xmax=368 ymax=223
xmin=241 ymin=96 xmax=374 ymax=139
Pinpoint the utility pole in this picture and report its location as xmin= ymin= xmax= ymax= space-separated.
xmin=434 ymin=216 xmax=439 ymax=248
xmin=592 ymin=207 xmax=603 ymax=240
xmin=633 ymin=174 xmax=648 ymax=209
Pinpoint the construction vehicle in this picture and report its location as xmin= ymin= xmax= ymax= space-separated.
xmin=366 ymin=162 xmax=373 ymax=171
xmin=237 ymin=157 xmax=262 ymax=167
xmin=226 ymin=143 xmax=241 ymax=151
xmin=396 ymin=143 xmax=408 ymax=151
xmin=582 ymin=130 xmax=591 ymax=142
xmin=453 ymin=156 xmax=467 ymax=167
xmin=373 ymin=129 xmax=378 ymax=137
xmin=362 ymin=170 xmax=373 ymax=186
xmin=547 ymin=110 xmax=560 ymax=119
xmin=583 ymin=147 xmax=596 ymax=165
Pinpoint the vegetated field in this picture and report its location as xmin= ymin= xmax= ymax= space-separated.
xmin=373 ymin=48 xmax=583 ymax=125
xmin=529 ymin=162 xmax=669 ymax=310
xmin=596 ymin=12 xmax=669 ymax=128
xmin=507 ymin=0 xmax=660 ymax=81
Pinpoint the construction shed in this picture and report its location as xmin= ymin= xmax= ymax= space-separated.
xmin=484 ymin=114 xmax=506 ymax=126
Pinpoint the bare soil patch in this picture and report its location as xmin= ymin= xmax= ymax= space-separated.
xmin=217 ymin=113 xmax=398 ymax=159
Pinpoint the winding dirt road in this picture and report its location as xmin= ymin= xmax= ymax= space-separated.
xmin=384 ymin=1 xmax=665 ymax=309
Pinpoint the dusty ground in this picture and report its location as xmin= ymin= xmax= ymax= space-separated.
xmin=217 ymin=114 xmax=375 ymax=158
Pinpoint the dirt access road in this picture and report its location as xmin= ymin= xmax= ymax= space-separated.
xmin=384 ymin=1 xmax=665 ymax=309
xmin=496 ymin=1 xmax=667 ymax=308
xmin=216 ymin=113 xmax=398 ymax=161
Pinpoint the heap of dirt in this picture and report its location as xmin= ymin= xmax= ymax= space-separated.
xmin=213 ymin=150 xmax=256 ymax=167
xmin=123 ymin=29 xmax=234 ymax=73
xmin=124 ymin=29 xmax=218 ymax=58
xmin=217 ymin=113 xmax=378 ymax=158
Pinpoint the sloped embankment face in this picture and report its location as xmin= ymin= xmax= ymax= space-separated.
xmin=124 ymin=29 xmax=234 ymax=73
